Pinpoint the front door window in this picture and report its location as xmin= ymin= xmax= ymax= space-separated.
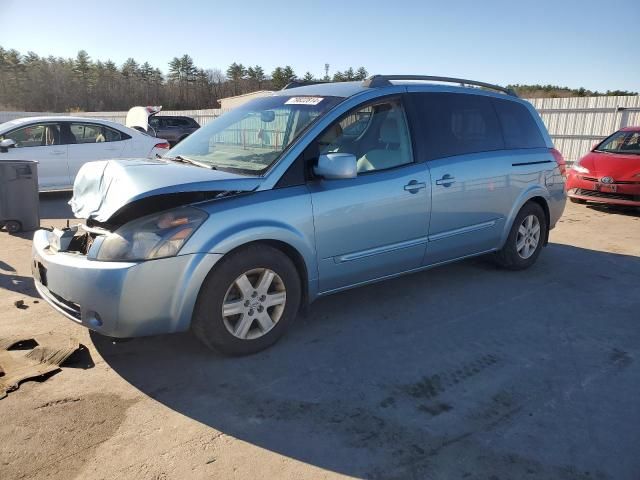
xmin=1 ymin=123 xmax=62 ymax=147
xmin=317 ymin=100 xmax=413 ymax=173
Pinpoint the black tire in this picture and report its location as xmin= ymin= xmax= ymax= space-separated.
xmin=495 ymin=202 xmax=547 ymax=270
xmin=4 ymin=220 xmax=22 ymax=234
xmin=570 ymin=197 xmax=586 ymax=204
xmin=192 ymin=244 xmax=301 ymax=355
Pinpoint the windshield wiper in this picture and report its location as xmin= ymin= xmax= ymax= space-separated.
xmin=166 ymin=155 xmax=216 ymax=169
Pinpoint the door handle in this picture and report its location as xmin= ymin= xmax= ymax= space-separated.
xmin=51 ymin=150 xmax=66 ymax=155
xmin=435 ymin=174 xmax=456 ymax=187
xmin=404 ymin=180 xmax=427 ymax=193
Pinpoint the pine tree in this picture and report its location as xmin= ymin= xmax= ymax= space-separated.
xmin=226 ymin=62 xmax=246 ymax=95
xmin=355 ymin=67 xmax=368 ymax=81
xmin=271 ymin=66 xmax=296 ymax=89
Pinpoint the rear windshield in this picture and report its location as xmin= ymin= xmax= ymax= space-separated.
xmin=595 ymin=131 xmax=640 ymax=154
xmin=169 ymin=95 xmax=343 ymax=173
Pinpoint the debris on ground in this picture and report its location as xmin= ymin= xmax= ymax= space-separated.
xmin=13 ymin=299 xmax=28 ymax=309
xmin=0 ymin=333 xmax=80 ymax=399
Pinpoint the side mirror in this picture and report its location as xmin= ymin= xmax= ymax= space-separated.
xmin=313 ymin=153 xmax=357 ymax=180
xmin=0 ymin=139 xmax=16 ymax=153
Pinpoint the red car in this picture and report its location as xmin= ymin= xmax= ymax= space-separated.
xmin=566 ymin=127 xmax=640 ymax=207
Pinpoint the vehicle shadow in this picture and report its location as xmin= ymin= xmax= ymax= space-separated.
xmin=92 ymin=243 xmax=640 ymax=479
xmin=587 ymin=204 xmax=640 ymax=217
xmin=0 ymin=260 xmax=38 ymax=299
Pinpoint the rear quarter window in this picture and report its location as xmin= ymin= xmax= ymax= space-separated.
xmin=493 ymin=99 xmax=545 ymax=149
xmin=410 ymin=92 xmax=504 ymax=160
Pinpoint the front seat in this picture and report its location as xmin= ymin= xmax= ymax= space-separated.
xmin=44 ymin=125 xmax=61 ymax=145
xmin=357 ymin=114 xmax=409 ymax=172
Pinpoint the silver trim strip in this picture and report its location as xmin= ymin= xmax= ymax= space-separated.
xmin=334 ymin=236 xmax=428 ymax=263
xmin=428 ymin=219 xmax=498 ymax=242
xmin=319 ymin=248 xmax=497 ymax=296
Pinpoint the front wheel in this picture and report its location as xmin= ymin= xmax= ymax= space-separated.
xmin=192 ymin=244 xmax=301 ymax=355
xmin=495 ymin=202 xmax=547 ymax=270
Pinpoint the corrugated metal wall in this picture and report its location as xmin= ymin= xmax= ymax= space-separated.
xmin=527 ymin=96 xmax=640 ymax=162
xmin=3 ymin=95 xmax=640 ymax=162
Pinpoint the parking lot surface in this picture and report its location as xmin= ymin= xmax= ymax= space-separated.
xmin=1 ymin=195 xmax=639 ymax=480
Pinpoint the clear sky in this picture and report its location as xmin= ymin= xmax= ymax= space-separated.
xmin=1 ymin=0 xmax=638 ymax=92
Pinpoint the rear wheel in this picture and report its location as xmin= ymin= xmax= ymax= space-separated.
xmin=192 ymin=244 xmax=301 ymax=355
xmin=495 ymin=202 xmax=547 ymax=270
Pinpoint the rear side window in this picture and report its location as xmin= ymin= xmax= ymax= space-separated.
xmin=493 ymin=99 xmax=545 ymax=149
xmin=162 ymin=117 xmax=192 ymax=127
xmin=69 ymin=123 xmax=126 ymax=143
xmin=410 ymin=93 xmax=503 ymax=160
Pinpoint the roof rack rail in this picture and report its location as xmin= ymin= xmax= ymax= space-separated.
xmin=362 ymin=75 xmax=518 ymax=97
xmin=281 ymin=80 xmax=329 ymax=90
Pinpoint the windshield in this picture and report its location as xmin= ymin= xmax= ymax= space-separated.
xmin=168 ymin=95 xmax=343 ymax=173
xmin=595 ymin=131 xmax=640 ymax=155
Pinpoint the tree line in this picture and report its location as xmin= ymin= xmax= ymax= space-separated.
xmin=0 ymin=47 xmax=369 ymax=112
xmin=0 ymin=46 xmax=635 ymax=112
xmin=506 ymin=83 xmax=637 ymax=98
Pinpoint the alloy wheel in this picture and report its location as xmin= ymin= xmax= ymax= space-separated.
xmin=221 ymin=268 xmax=287 ymax=340
xmin=516 ymin=214 xmax=541 ymax=259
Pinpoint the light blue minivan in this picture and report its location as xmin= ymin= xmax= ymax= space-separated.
xmin=32 ymin=75 xmax=566 ymax=355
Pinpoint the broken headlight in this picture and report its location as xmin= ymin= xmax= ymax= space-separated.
xmin=94 ymin=207 xmax=207 ymax=261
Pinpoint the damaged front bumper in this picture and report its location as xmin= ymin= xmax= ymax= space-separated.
xmin=31 ymin=229 xmax=222 ymax=338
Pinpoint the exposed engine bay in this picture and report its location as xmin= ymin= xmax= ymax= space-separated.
xmin=55 ymin=190 xmax=245 ymax=257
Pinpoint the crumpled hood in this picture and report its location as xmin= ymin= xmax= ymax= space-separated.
xmin=70 ymin=158 xmax=261 ymax=222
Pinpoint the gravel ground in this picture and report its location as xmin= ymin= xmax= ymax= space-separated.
xmin=1 ymin=195 xmax=639 ymax=480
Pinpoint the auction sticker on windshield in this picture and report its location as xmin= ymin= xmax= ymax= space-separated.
xmin=285 ymin=97 xmax=324 ymax=106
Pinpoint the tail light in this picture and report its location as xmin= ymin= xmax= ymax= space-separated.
xmin=550 ymin=148 xmax=566 ymax=177
xmin=154 ymin=142 xmax=170 ymax=150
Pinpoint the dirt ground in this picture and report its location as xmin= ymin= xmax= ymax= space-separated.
xmin=1 ymin=196 xmax=639 ymax=480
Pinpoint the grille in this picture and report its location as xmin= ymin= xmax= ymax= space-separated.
xmin=579 ymin=176 xmax=640 ymax=185
xmin=613 ymin=180 xmax=640 ymax=185
xmin=576 ymin=189 xmax=639 ymax=201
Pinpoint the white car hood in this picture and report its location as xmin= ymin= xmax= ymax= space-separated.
xmin=69 ymin=158 xmax=261 ymax=223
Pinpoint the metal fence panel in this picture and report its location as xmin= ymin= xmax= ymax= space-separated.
xmin=527 ymin=96 xmax=640 ymax=161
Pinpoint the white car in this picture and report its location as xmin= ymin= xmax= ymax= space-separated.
xmin=0 ymin=116 xmax=170 ymax=191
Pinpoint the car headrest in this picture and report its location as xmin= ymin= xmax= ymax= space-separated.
xmin=318 ymin=122 xmax=343 ymax=146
